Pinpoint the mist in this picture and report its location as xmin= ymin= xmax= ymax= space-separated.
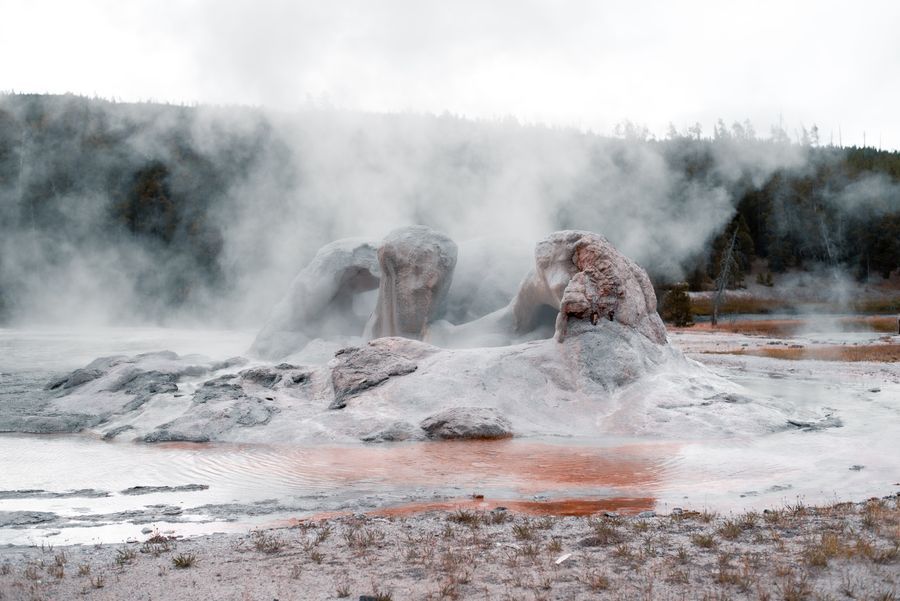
xmin=0 ymin=94 xmax=895 ymax=328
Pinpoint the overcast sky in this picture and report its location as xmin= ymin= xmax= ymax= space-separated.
xmin=2 ymin=0 xmax=898 ymax=148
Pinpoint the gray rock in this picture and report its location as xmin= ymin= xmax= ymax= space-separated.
xmin=45 ymin=367 xmax=104 ymax=390
xmin=143 ymin=429 xmax=211 ymax=443
xmin=141 ymin=426 xmax=210 ymax=442
xmin=0 ymin=511 xmax=57 ymax=527
xmin=1 ymin=413 xmax=101 ymax=434
xmin=330 ymin=339 xmax=434 ymax=409
xmin=120 ymin=484 xmax=209 ymax=495
xmin=102 ymin=424 xmax=135 ymax=440
xmin=250 ymin=238 xmax=381 ymax=359
xmin=239 ymin=367 xmax=282 ymax=388
xmin=0 ymin=489 xmax=109 ymax=500
xmin=360 ymin=421 xmax=419 ymax=442
xmin=192 ymin=376 xmax=245 ymax=404
xmin=420 ymin=407 xmax=513 ymax=440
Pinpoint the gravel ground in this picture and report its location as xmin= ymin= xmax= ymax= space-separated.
xmin=1 ymin=495 xmax=897 ymax=600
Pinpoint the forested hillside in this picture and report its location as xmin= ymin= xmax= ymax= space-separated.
xmin=1 ymin=93 xmax=898 ymax=325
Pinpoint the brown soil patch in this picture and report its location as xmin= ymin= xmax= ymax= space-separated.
xmin=672 ymin=315 xmax=898 ymax=337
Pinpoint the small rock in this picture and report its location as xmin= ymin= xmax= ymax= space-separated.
xmin=141 ymin=527 xmax=153 ymax=534
xmin=637 ymin=510 xmax=656 ymax=518
xmin=671 ymin=507 xmax=683 ymax=515
xmin=603 ymin=511 xmax=619 ymax=518
xmin=849 ymin=465 xmax=865 ymax=471
xmin=869 ymin=388 xmax=881 ymax=393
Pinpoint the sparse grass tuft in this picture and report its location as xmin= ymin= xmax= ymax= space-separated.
xmin=581 ymin=520 xmax=624 ymax=546
xmin=583 ymin=570 xmax=610 ymax=591
xmin=487 ymin=510 xmax=510 ymax=525
xmin=699 ymin=510 xmax=717 ymax=523
xmin=115 ymin=548 xmax=136 ymax=566
xmin=314 ymin=524 xmax=333 ymax=544
xmin=448 ymin=509 xmax=482 ymax=528
xmin=763 ymin=509 xmax=784 ymax=526
xmin=535 ymin=517 xmax=554 ymax=530
xmin=512 ymin=521 xmax=534 ymax=541
xmin=692 ymin=533 xmax=717 ymax=549
xmin=779 ymin=575 xmax=812 ymax=601
xmin=803 ymin=532 xmax=842 ymax=567
xmin=344 ymin=526 xmax=386 ymax=551
xmin=172 ymin=553 xmax=197 ymax=569
xmin=251 ymin=530 xmax=285 ymax=554
xmin=718 ymin=519 xmax=743 ymax=540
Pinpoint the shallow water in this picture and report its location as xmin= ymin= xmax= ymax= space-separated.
xmin=0 ymin=326 xmax=897 ymax=545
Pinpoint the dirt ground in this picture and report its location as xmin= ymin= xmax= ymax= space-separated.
xmin=1 ymin=495 xmax=897 ymax=601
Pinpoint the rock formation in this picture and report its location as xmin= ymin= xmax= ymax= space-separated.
xmin=250 ymin=238 xmax=380 ymax=359
xmin=8 ymin=228 xmax=830 ymax=445
xmin=432 ymin=230 xmax=666 ymax=348
xmin=364 ymin=226 xmax=458 ymax=341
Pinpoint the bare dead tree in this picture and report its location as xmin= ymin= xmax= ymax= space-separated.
xmin=711 ymin=229 xmax=737 ymax=327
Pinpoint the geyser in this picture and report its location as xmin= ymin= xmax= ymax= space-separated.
xmin=12 ymin=228 xmax=832 ymax=445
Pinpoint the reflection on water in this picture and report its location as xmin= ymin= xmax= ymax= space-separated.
xmin=160 ymin=438 xmax=674 ymax=496
xmin=0 ymin=435 xmax=673 ymax=544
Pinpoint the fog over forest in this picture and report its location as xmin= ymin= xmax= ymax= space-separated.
xmin=1 ymin=93 xmax=898 ymax=326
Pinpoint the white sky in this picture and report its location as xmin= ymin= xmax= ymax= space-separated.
xmin=2 ymin=0 xmax=898 ymax=148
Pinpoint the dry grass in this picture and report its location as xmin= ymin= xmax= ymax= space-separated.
xmin=171 ymin=553 xmax=197 ymax=569
xmin=692 ymin=533 xmax=717 ymax=549
xmin=252 ymin=530 xmax=286 ymax=554
xmin=688 ymin=296 xmax=791 ymax=317
xmin=4 ymin=495 xmax=898 ymax=601
xmin=679 ymin=315 xmax=899 ymax=338
xmin=447 ymin=509 xmax=482 ymax=528
xmin=719 ymin=343 xmax=900 ymax=362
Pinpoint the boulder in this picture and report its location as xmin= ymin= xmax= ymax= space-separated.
xmin=420 ymin=407 xmax=513 ymax=440
xmin=364 ymin=226 xmax=457 ymax=341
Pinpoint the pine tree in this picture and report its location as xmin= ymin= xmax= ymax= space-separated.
xmin=661 ymin=283 xmax=694 ymax=327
